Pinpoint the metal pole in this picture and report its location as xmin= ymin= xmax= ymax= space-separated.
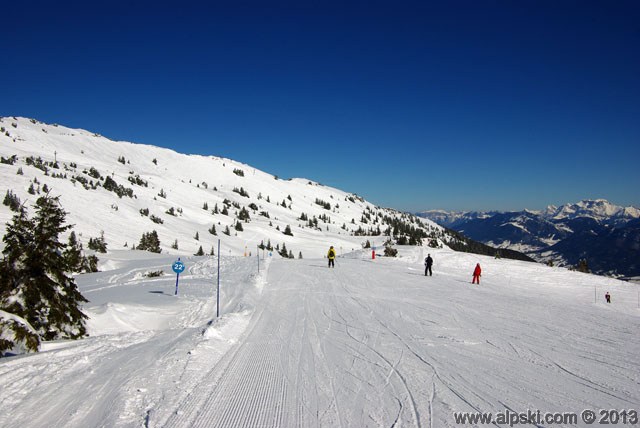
xmin=174 ymin=257 xmax=181 ymax=296
xmin=217 ymin=239 xmax=221 ymax=318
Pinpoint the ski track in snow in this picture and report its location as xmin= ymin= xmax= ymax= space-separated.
xmin=1 ymin=248 xmax=640 ymax=427
xmin=160 ymin=252 xmax=639 ymax=428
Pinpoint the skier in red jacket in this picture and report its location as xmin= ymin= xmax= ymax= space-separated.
xmin=472 ymin=263 xmax=482 ymax=284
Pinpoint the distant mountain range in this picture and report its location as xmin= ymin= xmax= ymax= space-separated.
xmin=418 ymin=200 xmax=640 ymax=278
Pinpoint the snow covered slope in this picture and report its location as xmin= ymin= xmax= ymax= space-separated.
xmin=0 ymin=248 xmax=638 ymax=427
xmin=1 ymin=116 xmax=446 ymax=260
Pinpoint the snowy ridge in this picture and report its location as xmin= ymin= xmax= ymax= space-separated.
xmin=0 ymin=116 xmax=445 ymax=260
xmin=544 ymin=199 xmax=640 ymax=223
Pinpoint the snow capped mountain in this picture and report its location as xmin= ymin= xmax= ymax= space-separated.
xmin=418 ymin=200 xmax=640 ymax=277
xmin=1 ymin=116 xmax=461 ymax=262
xmin=543 ymin=199 xmax=640 ymax=224
xmin=416 ymin=209 xmax=498 ymax=228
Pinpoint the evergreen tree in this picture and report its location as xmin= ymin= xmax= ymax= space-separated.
xmin=63 ymin=231 xmax=83 ymax=272
xmin=195 ymin=246 xmax=204 ymax=256
xmin=208 ymin=224 xmax=217 ymax=235
xmin=82 ymin=255 xmax=99 ymax=273
xmin=235 ymin=221 xmax=244 ymax=232
xmin=3 ymin=190 xmax=21 ymax=212
xmin=279 ymin=243 xmax=289 ymax=258
xmin=138 ymin=231 xmax=161 ymax=253
xmin=0 ymin=195 xmax=88 ymax=351
xmin=194 ymin=231 xmax=200 ymax=241
xmin=88 ymin=232 xmax=108 ymax=253
xmin=238 ymin=207 xmax=250 ymax=221
xmin=283 ymin=225 xmax=293 ymax=236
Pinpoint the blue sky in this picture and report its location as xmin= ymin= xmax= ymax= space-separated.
xmin=2 ymin=1 xmax=638 ymax=212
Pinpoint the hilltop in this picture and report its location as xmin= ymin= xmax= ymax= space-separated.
xmin=0 ymin=116 xmax=440 ymax=259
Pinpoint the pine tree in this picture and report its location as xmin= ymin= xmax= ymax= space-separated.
xmin=279 ymin=243 xmax=288 ymax=258
xmin=238 ymin=207 xmax=250 ymax=221
xmin=195 ymin=246 xmax=204 ymax=256
xmin=208 ymin=224 xmax=217 ymax=235
xmin=283 ymin=225 xmax=293 ymax=236
xmin=0 ymin=195 xmax=88 ymax=352
xmin=3 ymin=190 xmax=21 ymax=212
xmin=63 ymin=231 xmax=83 ymax=272
xmin=88 ymin=232 xmax=107 ymax=253
xmin=138 ymin=231 xmax=161 ymax=253
xmin=82 ymin=255 xmax=99 ymax=272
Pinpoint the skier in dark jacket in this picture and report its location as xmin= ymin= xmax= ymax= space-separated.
xmin=605 ymin=291 xmax=611 ymax=303
xmin=424 ymin=254 xmax=433 ymax=276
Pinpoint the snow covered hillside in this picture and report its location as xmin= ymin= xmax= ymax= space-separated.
xmin=1 ymin=116 xmax=448 ymax=260
xmin=0 ymin=248 xmax=638 ymax=427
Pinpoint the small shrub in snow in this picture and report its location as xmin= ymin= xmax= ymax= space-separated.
xmin=145 ymin=270 xmax=164 ymax=278
xmin=384 ymin=246 xmax=398 ymax=257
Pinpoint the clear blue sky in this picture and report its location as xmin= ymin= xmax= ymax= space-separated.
xmin=2 ymin=1 xmax=638 ymax=212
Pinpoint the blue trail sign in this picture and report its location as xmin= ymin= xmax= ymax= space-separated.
xmin=173 ymin=258 xmax=185 ymax=295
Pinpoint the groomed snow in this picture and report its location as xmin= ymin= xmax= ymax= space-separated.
xmin=1 ymin=247 xmax=638 ymax=427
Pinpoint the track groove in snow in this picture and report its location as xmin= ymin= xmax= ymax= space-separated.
xmin=2 ymin=248 xmax=639 ymax=428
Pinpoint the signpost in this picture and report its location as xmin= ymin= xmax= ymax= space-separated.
xmin=172 ymin=258 xmax=185 ymax=295
xmin=217 ymin=240 xmax=221 ymax=318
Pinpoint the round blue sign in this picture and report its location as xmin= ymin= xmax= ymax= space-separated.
xmin=172 ymin=260 xmax=185 ymax=274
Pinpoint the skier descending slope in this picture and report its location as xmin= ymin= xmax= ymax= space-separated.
xmin=472 ymin=263 xmax=482 ymax=284
xmin=327 ymin=246 xmax=336 ymax=268
xmin=424 ymin=254 xmax=433 ymax=276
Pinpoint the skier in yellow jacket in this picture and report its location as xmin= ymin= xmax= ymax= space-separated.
xmin=327 ymin=246 xmax=336 ymax=268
